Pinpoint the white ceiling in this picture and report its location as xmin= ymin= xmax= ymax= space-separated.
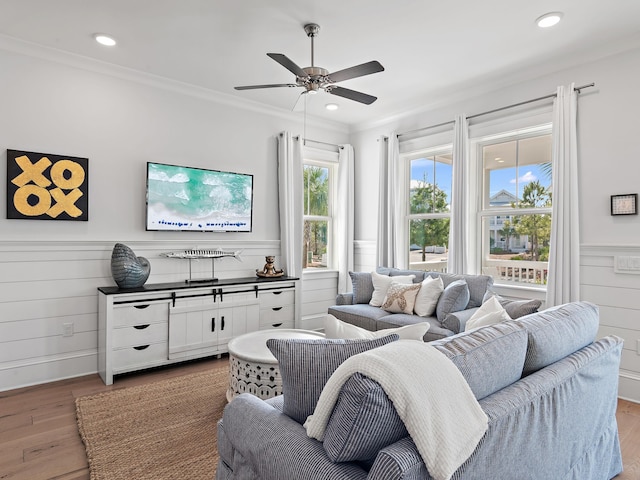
xmin=1 ymin=0 xmax=639 ymax=127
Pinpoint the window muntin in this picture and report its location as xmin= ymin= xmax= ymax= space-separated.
xmin=480 ymin=130 xmax=552 ymax=286
xmin=303 ymin=162 xmax=332 ymax=269
xmin=407 ymin=151 xmax=452 ymax=272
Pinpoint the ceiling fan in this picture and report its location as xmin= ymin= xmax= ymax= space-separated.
xmin=235 ymin=23 xmax=384 ymax=105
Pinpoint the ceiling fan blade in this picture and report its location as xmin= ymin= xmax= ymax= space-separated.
xmin=328 ymin=86 xmax=377 ymax=105
xmin=235 ymin=83 xmax=299 ymax=90
xmin=267 ymin=53 xmax=308 ymax=78
xmin=328 ymin=61 xmax=384 ymax=83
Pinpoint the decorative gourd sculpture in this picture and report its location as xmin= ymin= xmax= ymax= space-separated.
xmin=110 ymin=243 xmax=150 ymax=288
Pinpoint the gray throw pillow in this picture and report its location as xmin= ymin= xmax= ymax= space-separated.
xmin=436 ymin=279 xmax=470 ymax=322
xmin=482 ymin=290 xmax=542 ymax=319
xmin=323 ymin=373 xmax=408 ymax=462
xmin=266 ymin=335 xmax=399 ymax=424
xmin=349 ymin=271 xmax=374 ymax=304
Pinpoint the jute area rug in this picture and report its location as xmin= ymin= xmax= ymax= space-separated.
xmin=76 ymin=367 xmax=228 ymax=480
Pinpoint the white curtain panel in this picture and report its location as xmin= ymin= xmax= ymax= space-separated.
xmin=448 ymin=114 xmax=471 ymax=274
xmin=546 ymin=83 xmax=580 ymax=307
xmin=277 ymin=132 xmax=303 ymax=278
xmin=376 ymin=133 xmax=408 ymax=269
xmin=336 ymin=144 xmax=355 ymax=293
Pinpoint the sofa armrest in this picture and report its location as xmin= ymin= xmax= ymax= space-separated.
xmin=223 ymin=394 xmax=368 ymax=480
xmin=367 ymin=436 xmax=428 ymax=480
xmin=441 ymin=307 xmax=479 ymax=333
xmin=336 ymin=292 xmax=355 ymax=305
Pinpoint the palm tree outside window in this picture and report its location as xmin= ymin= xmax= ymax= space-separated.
xmin=303 ymin=162 xmax=332 ymax=269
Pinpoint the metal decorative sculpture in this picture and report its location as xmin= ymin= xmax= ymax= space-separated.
xmin=110 ymin=243 xmax=150 ymax=288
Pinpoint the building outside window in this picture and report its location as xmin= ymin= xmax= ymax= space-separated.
xmin=406 ymin=148 xmax=452 ymax=272
xmin=303 ymin=160 xmax=335 ymax=270
xmin=478 ymin=127 xmax=553 ymax=286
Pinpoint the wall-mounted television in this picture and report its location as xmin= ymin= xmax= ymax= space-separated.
xmin=146 ymin=162 xmax=253 ymax=232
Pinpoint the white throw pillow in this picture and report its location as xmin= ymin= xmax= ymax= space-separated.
xmin=369 ymin=271 xmax=415 ymax=307
xmin=324 ymin=314 xmax=430 ymax=341
xmin=381 ymin=282 xmax=422 ymax=314
xmin=413 ymin=276 xmax=444 ymax=317
xmin=465 ymin=296 xmax=511 ymax=331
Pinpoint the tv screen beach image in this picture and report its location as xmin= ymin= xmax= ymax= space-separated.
xmin=146 ymin=162 xmax=253 ymax=232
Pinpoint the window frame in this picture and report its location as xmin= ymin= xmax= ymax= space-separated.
xmin=302 ymin=155 xmax=338 ymax=271
xmin=403 ymin=144 xmax=453 ymax=271
xmin=474 ymin=124 xmax=553 ymax=289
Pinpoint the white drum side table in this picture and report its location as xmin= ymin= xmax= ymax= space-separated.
xmin=226 ymin=329 xmax=325 ymax=401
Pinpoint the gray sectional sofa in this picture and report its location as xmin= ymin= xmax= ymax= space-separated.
xmin=216 ymin=301 xmax=623 ymax=480
xmin=328 ymin=268 xmax=540 ymax=342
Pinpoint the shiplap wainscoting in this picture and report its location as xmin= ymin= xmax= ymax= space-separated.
xmin=301 ymin=270 xmax=338 ymax=331
xmin=0 ymin=240 xmax=290 ymax=392
xmin=582 ymin=245 xmax=640 ymax=403
xmin=354 ymin=240 xmax=377 ymax=274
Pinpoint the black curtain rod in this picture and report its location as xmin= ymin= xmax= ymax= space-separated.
xmin=397 ymin=82 xmax=595 ymax=139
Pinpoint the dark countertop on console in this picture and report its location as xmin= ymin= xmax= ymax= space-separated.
xmin=98 ymin=276 xmax=299 ymax=295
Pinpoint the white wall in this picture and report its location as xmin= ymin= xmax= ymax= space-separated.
xmin=350 ymin=46 xmax=640 ymax=401
xmin=0 ymin=41 xmax=347 ymax=391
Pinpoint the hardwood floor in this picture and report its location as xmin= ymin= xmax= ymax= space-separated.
xmin=1 ymin=358 xmax=639 ymax=480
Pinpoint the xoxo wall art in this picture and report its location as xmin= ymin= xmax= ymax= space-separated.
xmin=6 ymin=149 xmax=89 ymax=221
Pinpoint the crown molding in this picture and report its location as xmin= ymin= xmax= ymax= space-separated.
xmin=0 ymin=34 xmax=348 ymax=134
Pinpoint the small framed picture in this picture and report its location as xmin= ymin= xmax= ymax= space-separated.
xmin=610 ymin=194 xmax=638 ymax=216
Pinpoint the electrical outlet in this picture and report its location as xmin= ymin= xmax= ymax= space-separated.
xmin=63 ymin=322 xmax=74 ymax=337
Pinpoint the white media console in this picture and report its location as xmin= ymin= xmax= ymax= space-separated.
xmin=97 ymin=276 xmax=299 ymax=385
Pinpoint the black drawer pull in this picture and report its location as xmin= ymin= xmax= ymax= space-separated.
xmin=133 ymin=324 xmax=150 ymax=330
xmin=272 ymin=307 xmax=283 ymax=311
xmin=212 ymin=318 xmax=216 ymax=332
xmin=134 ymin=304 xmax=150 ymax=310
xmin=221 ymin=316 xmax=225 ymax=330
xmin=273 ymin=291 xmax=282 ymax=295
xmin=133 ymin=345 xmax=150 ymax=350
xmin=272 ymin=323 xmax=283 ymax=328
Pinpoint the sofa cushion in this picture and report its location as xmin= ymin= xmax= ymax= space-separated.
xmin=516 ymin=301 xmax=599 ymax=376
xmin=465 ymin=296 xmax=511 ymax=331
xmin=266 ymin=335 xmax=399 ymax=424
xmin=377 ymin=314 xmax=453 ymax=342
xmin=414 ymin=276 xmax=444 ymax=317
xmin=431 ymin=321 xmax=528 ymax=400
xmin=482 ymin=290 xmax=542 ymax=319
xmin=388 ymin=269 xmax=426 ymax=283
xmin=381 ymin=282 xmax=422 ymax=314
xmin=349 ymin=271 xmax=374 ymax=304
xmin=324 ymin=314 xmax=430 ymax=341
xmin=328 ymin=304 xmax=390 ymax=331
xmin=428 ymin=272 xmax=493 ymax=308
xmin=370 ymin=271 xmax=415 ymax=307
xmin=436 ymin=279 xmax=470 ymax=322
xmin=322 ymin=373 xmax=408 ymax=462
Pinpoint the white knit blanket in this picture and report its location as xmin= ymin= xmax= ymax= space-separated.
xmin=304 ymin=340 xmax=488 ymax=480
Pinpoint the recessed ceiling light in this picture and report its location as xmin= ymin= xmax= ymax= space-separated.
xmin=536 ymin=12 xmax=563 ymax=28
xmin=94 ymin=33 xmax=117 ymax=46
xmin=325 ymin=103 xmax=339 ymax=111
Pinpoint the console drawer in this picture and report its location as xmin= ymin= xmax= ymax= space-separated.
xmin=112 ymin=342 xmax=168 ymax=372
xmin=113 ymin=322 xmax=167 ymax=348
xmin=113 ymin=302 xmax=169 ymax=327
xmin=258 ymin=290 xmax=295 ymax=308
xmin=259 ymin=320 xmax=295 ymax=330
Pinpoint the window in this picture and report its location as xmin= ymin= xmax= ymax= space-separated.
xmin=478 ymin=127 xmax=552 ymax=286
xmin=303 ymin=160 xmax=335 ymax=269
xmin=406 ymin=149 xmax=452 ymax=272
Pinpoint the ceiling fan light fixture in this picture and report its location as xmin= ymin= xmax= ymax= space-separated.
xmin=325 ymin=103 xmax=339 ymax=111
xmin=536 ymin=12 xmax=563 ymax=28
xmin=94 ymin=33 xmax=117 ymax=46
